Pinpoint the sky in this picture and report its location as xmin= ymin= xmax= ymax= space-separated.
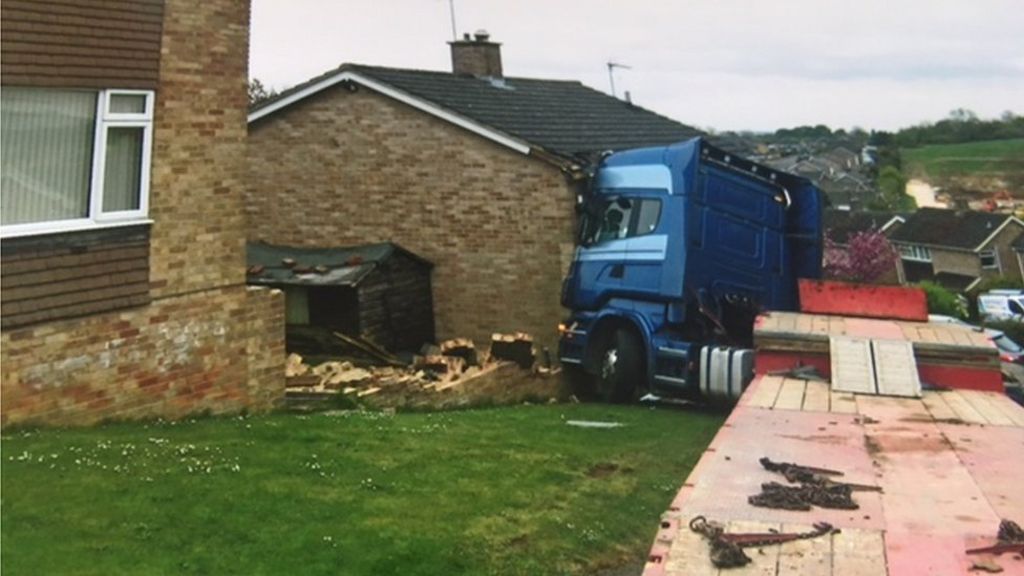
xmin=250 ymin=0 xmax=1024 ymax=133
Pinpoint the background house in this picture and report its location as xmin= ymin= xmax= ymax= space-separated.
xmin=889 ymin=207 xmax=1024 ymax=292
xmin=246 ymin=33 xmax=739 ymax=350
xmin=1 ymin=0 xmax=284 ymax=426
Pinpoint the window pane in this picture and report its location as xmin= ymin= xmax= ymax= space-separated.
xmin=102 ymin=127 xmax=144 ymax=212
xmin=635 ymin=200 xmax=662 ymax=235
xmin=1 ymin=88 xmax=96 ymax=225
xmin=109 ymin=94 xmax=147 ymax=114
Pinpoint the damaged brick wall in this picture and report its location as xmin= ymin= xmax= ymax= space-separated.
xmin=246 ymin=87 xmax=576 ymax=350
xmin=0 ymin=0 xmax=286 ymax=427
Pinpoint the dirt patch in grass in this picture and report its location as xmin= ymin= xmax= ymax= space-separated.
xmin=587 ymin=462 xmax=620 ymax=478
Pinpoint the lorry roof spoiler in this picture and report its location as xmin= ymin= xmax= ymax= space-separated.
xmin=698 ymin=139 xmax=808 ymax=191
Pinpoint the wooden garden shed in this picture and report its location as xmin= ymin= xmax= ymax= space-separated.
xmin=246 ymin=242 xmax=434 ymax=353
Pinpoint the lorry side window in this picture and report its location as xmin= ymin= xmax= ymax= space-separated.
xmin=633 ymin=200 xmax=662 ymax=236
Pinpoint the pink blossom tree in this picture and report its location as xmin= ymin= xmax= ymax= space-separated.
xmin=823 ymin=230 xmax=899 ymax=284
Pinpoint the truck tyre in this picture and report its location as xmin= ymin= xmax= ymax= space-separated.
xmin=597 ymin=329 xmax=645 ymax=403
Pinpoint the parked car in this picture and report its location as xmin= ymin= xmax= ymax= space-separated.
xmin=977 ymin=289 xmax=1024 ymax=322
xmin=928 ymin=314 xmax=1024 ymax=364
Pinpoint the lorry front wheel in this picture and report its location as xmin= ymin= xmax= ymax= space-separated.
xmin=597 ymin=329 xmax=645 ymax=403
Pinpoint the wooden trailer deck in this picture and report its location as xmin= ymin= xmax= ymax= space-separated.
xmin=643 ymin=376 xmax=1024 ymax=575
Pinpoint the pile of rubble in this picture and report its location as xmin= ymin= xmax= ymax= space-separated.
xmin=284 ymin=333 xmax=565 ymax=410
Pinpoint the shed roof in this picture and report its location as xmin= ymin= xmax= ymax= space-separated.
xmin=250 ymin=63 xmax=748 ymax=163
xmin=889 ymin=208 xmax=1015 ymax=251
xmin=246 ymin=242 xmax=430 ymax=287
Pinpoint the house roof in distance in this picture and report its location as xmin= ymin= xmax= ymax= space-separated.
xmin=250 ymin=63 xmax=748 ymax=163
xmin=823 ymin=209 xmax=905 ymax=244
xmin=889 ymin=207 xmax=1017 ymax=250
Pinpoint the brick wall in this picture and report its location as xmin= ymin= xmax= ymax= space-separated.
xmin=148 ymin=0 xmax=249 ymax=298
xmin=1 ymin=286 xmax=284 ymax=426
xmin=247 ymin=86 xmax=576 ymax=350
xmin=1 ymin=0 xmax=286 ymax=427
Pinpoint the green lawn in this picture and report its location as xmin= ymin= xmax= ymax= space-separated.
xmin=1 ymin=404 xmax=723 ymax=576
xmin=901 ymin=138 xmax=1024 ymax=181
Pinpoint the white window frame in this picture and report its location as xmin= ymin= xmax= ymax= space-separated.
xmin=0 ymin=89 xmax=155 ymax=239
xmin=979 ymin=249 xmax=1000 ymax=271
xmin=899 ymin=244 xmax=932 ymax=262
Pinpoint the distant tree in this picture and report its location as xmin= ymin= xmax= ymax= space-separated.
xmin=823 ymin=230 xmax=898 ymax=284
xmin=948 ymin=108 xmax=979 ymax=123
xmin=869 ymin=166 xmax=915 ymax=210
xmin=248 ymin=78 xmax=278 ymax=107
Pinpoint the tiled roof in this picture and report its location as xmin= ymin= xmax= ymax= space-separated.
xmin=251 ymin=63 xmax=748 ymax=161
xmin=889 ymin=208 xmax=1012 ymax=250
xmin=823 ymin=209 xmax=903 ymax=244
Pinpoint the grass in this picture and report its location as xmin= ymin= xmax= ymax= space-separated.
xmin=901 ymin=138 xmax=1024 ymax=181
xmin=1 ymin=404 xmax=723 ymax=576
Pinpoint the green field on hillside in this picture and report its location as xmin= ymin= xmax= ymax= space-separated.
xmin=901 ymin=138 xmax=1024 ymax=181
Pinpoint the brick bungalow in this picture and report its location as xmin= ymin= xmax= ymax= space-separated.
xmin=0 ymin=0 xmax=285 ymax=426
xmin=246 ymin=32 xmax=735 ymax=350
xmin=889 ymin=207 xmax=1024 ymax=292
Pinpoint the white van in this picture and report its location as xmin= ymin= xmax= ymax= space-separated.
xmin=977 ymin=289 xmax=1024 ymax=322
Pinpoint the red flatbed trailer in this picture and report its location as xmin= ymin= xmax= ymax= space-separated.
xmin=642 ymin=282 xmax=1024 ymax=575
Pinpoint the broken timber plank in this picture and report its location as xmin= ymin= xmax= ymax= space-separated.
xmin=830 ymin=336 xmax=877 ymax=395
xmin=332 ymin=331 xmax=405 ymax=366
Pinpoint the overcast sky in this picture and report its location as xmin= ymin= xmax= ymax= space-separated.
xmin=250 ymin=0 xmax=1024 ymax=133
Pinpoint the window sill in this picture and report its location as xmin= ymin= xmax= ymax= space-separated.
xmin=0 ymin=218 xmax=153 ymax=240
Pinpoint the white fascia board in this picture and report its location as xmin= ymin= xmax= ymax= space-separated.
xmin=247 ymin=70 xmax=531 ymax=156
xmin=973 ymin=216 xmax=1024 ymax=252
xmin=880 ymin=215 xmax=905 ymax=232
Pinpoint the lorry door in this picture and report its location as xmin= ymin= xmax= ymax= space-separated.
xmin=573 ymin=197 xmax=634 ymax=306
xmin=622 ymin=194 xmax=667 ymax=299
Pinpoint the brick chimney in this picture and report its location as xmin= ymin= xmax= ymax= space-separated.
xmin=449 ymin=30 xmax=502 ymax=77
